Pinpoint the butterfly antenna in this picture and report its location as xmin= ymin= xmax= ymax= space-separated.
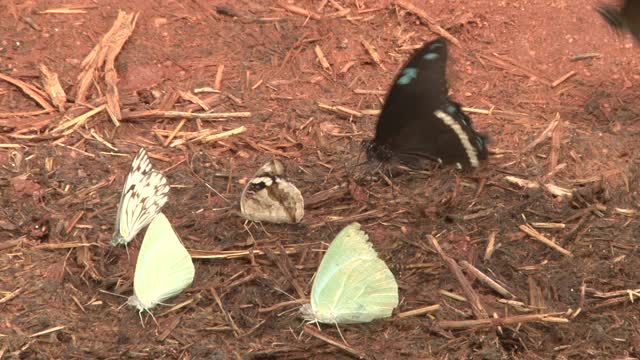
xmin=99 ymin=289 xmax=129 ymax=299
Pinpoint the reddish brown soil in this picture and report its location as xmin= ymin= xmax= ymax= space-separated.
xmin=2 ymin=1 xmax=640 ymax=359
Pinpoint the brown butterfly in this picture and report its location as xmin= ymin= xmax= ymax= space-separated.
xmin=240 ymin=159 xmax=304 ymax=224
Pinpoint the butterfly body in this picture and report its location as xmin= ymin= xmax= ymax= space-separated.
xmin=366 ymin=38 xmax=488 ymax=170
xmin=240 ymin=160 xmax=304 ymax=224
xmin=300 ymin=223 xmax=398 ymax=324
xmin=112 ymin=149 xmax=169 ymax=246
xmin=597 ymin=0 xmax=640 ymax=41
xmin=128 ymin=213 xmax=194 ymax=313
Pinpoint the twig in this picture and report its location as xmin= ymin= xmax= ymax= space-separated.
xmin=279 ymin=2 xmax=322 ymax=20
xmin=314 ymin=45 xmax=332 ymax=71
xmin=438 ymin=312 xmax=567 ymax=329
xmin=123 ymin=110 xmax=251 ymax=121
xmin=211 ymin=288 xmax=242 ymax=337
xmin=258 ymin=299 xmax=307 ymax=313
xmin=188 ymin=245 xmax=300 ymax=259
xmin=303 ymin=325 xmax=366 ymax=359
xmin=29 ymin=326 xmax=65 ymax=338
xmin=361 ymin=39 xmax=386 ymax=70
xmin=39 ymin=64 xmax=66 ymax=111
xmin=0 ymin=288 xmax=23 ymax=304
xmin=459 ymin=261 xmax=514 ymax=298
xmin=214 ymin=64 xmax=224 ymax=90
xmin=0 ymin=72 xmax=54 ymax=111
xmin=164 ymin=119 xmax=187 ymax=146
xmin=394 ymin=304 xmax=440 ymax=318
xmin=551 ymin=70 xmax=576 ymax=87
xmin=522 ymin=113 xmax=560 ymax=152
xmin=427 ymin=235 xmax=488 ymax=319
xmin=484 ymin=231 xmax=497 ymax=260
xmin=394 ymin=0 xmax=460 ymax=47
xmin=519 ymin=224 xmax=573 ymax=257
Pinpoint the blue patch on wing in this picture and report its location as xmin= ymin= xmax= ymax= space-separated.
xmin=396 ymin=68 xmax=418 ymax=85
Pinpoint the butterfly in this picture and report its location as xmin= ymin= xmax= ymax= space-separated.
xmin=240 ymin=159 xmax=304 ymax=224
xmin=127 ymin=212 xmax=195 ymax=321
xmin=111 ymin=148 xmax=169 ymax=246
xmin=597 ymin=0 xmax=640 ymax=42
xmin=300 ymin=223 xmax=399 ymax=324
xmin=365 ymin=37 xmax=488 ymax=170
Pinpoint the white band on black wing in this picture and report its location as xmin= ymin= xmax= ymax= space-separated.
xmin=433 ymin=110 xmax=480 ymax=168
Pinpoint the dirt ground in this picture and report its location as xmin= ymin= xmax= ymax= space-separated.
xmin=2 ymin=0 xmax=640 ymax=359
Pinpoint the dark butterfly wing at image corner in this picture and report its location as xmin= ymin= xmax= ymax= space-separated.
xmin=366 ymin=37 xmax=488 ymax=169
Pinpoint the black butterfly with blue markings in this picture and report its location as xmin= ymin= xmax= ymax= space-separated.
xmin=597 ymin=0 xmax=640 ymax=42
xmin=365 ymin=38 xmax=488 ymax=170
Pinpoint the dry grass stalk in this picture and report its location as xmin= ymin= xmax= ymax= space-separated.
xmin=427 ymin=235 xmax=489 ymax=319
xmin=188 ymin=245 xmax=299 ymax=259
xmin=522 ymin=113 xmax=560 ymax=152
xmin=211 ymin=288 xmax=242 ymax=337
xmin=303 ymin=325 xmax=366 ymax=359
xmin=395 ymin=304 xmax=440 ymax=318
xmin=438 ymin=312 xmax=567 ymax=329
xmin=49 ymin=104 xmax=105 ymax=136
xmin=551 ymin=70 xmax=576 ymax=87
xmin=279 ymin=2 xmax=322 ymax=20
xmin=318 ymin=102 xmax=363 ymax=117
xmin=314 ymin=45 xmax=332 ymax=71
xmin=258 ymin=299 xmax=307 ymax=313
xmin=123 ymin=109 xmax=251 ymax=121
xmin=178 ymin=90 xmax=209 ymax=111
xmin=169 ymin=125 xmax=246 ymax=147
xmin=543 ymin=183 xmax=572 ymax=198
xmin=164 ymin=119 xmax=187 ymax=146
xmin=484 ymin=231 xmax=497 ymax=260
xmin=361 ymin=39 xmax=386 ymax=70
xmin=40 ymin=8 xmax=88 ymax=14
xmin=459 ymin=260 xmax=514 ymax=298
xmin=519 ymin=224 xmax=573 ymax=257
xmin=0 ymin=287 xmax=23 ymax=304
xmin=39 ymin=64 xmax=66 ymax=111
xmin=90 ymin=129 xmax=118 ymax=151
xmin=548 ymin=117 xmax=563 ymax=174
xmin=29 ymin=326 xmax=65 ymax=338
xmin=0 ymin=72 xmax=54 ymax=111
xmin=440 ymin=289 xmax=467 ymax=302
xmin=214 ymin=64 xmax=224 ymax=90
xmin=531 ymin=222 xmax=566 ymax=229
xmin=394 ymin=0 xmax=460 ymax=47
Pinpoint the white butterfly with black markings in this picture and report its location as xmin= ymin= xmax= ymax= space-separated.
xmin=240 ymin=159 xmax=304 ymax=224
xmin=111 ymin=148 xmax=169 ymax=246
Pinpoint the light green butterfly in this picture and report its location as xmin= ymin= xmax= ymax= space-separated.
xmin=300 ymin=223 xmax=399 ymax=324
xmin=127 ymin=212 xmax=194 ymax=319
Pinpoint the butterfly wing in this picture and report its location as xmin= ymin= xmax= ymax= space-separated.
xmin=131 ymin=213 xmax=195 ymax=311
xmin=369 ymin=38 xmax=487 ymax=168
xmin=241 ymin=160 xmax=304 ymax=224
xmin=308 ymin=223 xmax=398 ymax=324
xmin=112 ymin=170 xmax=169 ymax=245
xmin=597 ymin=0 xmax=640 ymax=41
